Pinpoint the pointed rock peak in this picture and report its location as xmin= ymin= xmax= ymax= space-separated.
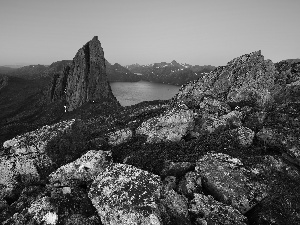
xmin=49 ymin=36 xmax=119 ymax=111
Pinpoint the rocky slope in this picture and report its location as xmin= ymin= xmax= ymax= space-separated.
xmin=1 ymin=50 xmax=300 ymax=225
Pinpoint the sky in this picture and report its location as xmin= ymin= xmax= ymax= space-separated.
xmin=0 ymin=0 xmax=299 ymax=67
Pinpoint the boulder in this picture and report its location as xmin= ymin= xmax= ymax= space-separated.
xmin=193 ymin=110 xmax=242 ymax=136
xmin=136 ymin=108 xmax=194 ymax=143
xmin=228 ymin=126 xmax=255 ymax=147
xmin=256 ymin=127 xmax=300 ymax=166
xmin=27 ymin=196 xmax=58 ymax=225
xmin=49 ymin=150 xmax=112 ymax=186
xmin=189 ymin=193 xmax=248 ymax=225
xmin=88 ymin=163 xmax=163 ymax=225
xmin=0 ymin=153 xmax=51 ymax=200
xmin=108 ymin=128 xmax=133 ymax=146
xmin=161 ymin=160 xmax=194 ymax=177
xmin=177 ymin=171 xmax=202 ymax=198
xmin=160 ymin=189 xmax=191 ymax=225
xmin=195 ymin=152 xmax=267 ymax=214
xmin=197 ymin=97 xmax=231 ymax=116
xmin=162 ymin=176 xmax=177 ymax=191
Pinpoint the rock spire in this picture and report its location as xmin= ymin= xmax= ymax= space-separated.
xmin=49 ymin=36 xmax=119 ymax=111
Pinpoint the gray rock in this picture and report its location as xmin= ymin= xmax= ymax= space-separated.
xmin=228 ymin=126 xmax=255 ymax=147
xmin=161 ymin=160 xmax=194 ymax=177
xmin=49 ymin=150 xmax=112 ymax=186
xmin=162 ymin=176 xmax=177 ymax=191
xmin=136 ymin=108 xmax=194 ymax=143
xmin=257 ymin=127 xmax=300 ymax=166
xmin=189 ymin=194 xmax=248 ymax=225
xmin=108 ymin=128 xmax=133 ymax=146
xmin=88 ymin=163 xmax=163 ymax=225
xmin=177 ymin=171 xmax=202 ymax=198
xmin=160 ymin=189 xmax=191 ymax=225
xmin=196 ymin=152 xmax=267 ymax=214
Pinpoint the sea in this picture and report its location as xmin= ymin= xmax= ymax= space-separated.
xmin=110 ymin=81 xmax=181 ymax=106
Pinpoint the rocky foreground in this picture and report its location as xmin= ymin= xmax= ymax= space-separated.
xmin=1 ymin=46 xmax=300 ymax=224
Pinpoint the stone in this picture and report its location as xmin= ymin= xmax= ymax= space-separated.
xmin=161 ymin=160 xmax=194 ymax=177
xmin=65 ymin=36 xmax=119 ymax=111
xmin=194 ymin=114 xmax=228 ymax=135
xmin=197 ymin=97 xmax=231 ymax=116
xmin=160 ymin=189 xmax=191 ymax=225
xmin=172 ymin=50 xmax=276 ymax=109
xmin=88 ymin=163 xmax=163 ymax=225
xmin=177 ymin=171 xmax=202 ymax=198
xmin=0 ymin=199 xmax=8 ymax=211
xmin=49 ymin=150 xmax=112 ymax=186
xmin=136 ymin=108 xmax=194 ymax=143
xmin=229 ymin=126 xmax=255 ymax=147
xmin=0 ymin=152 xmax=51 ymax=199
xmin=108 ymin=128 xmax=133 ymax=146
xmin=27 ymin=196 xmax=58 ymax=225
xmin=256 ymin=127 xmax=300 ymax=166
xmin=243 ymin=111 xmax=266 ymax=131
xmin=162 ymin=176 xmax=177 ymax=191
xmin=195 ymin=152 xmax=267 ymax=214
xmin=219 ymin=110 xmax=243 ymax=129
xmin=189 ymin=194 xmax=248 ymax=225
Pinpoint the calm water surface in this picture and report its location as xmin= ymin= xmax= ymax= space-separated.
xmin=110 ymin=81 xmax=180 ymax=106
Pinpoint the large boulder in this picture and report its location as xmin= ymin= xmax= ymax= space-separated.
xmin=256 ymin=127 xmax=300 ymax=166
xmin=160 ymin=189 xmax=191 ymax=225
xmin=195 ymin=153 xmax=267 ymax=214
xmin=136 ymin=108 xmax=194 ymax=143
xmin=107 ymin=128 xmax=133 ymax=146
xmin=88 ymin=163 xmax=163 ymax=225
xmin=49 ymin=150 xmax=112 ymax=186
xmin=189 ymin=193 xmax=248 ymax=225
xmin=0 ymin=120 xmax=74 ymax=200
xmin=172 ymin=50 xmax=276 ymax=109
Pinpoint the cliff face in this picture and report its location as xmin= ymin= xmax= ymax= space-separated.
xmin=66 ymin=36 xmax=118 ymax=111
xmin=49 ymin=36 xmax=119 ymax=111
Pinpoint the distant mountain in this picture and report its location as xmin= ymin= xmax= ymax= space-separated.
xmin=3 ymin=64 xmax=48 ymax=79
xmin=106 ymin=60 xmax=141 ymax=82
xmin=0 ymin=66 xmax=16 ymax=74
xmin=126 ymin=60 xmax=216 ymax=86
xmin=279 ymin=59 xmax=300 ymax=64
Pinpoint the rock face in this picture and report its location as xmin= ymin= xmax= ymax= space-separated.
xmin=171 ymin=50 xmax=276 ymax=109
xmin=49 ymin=36 xmax=119 ymax=111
